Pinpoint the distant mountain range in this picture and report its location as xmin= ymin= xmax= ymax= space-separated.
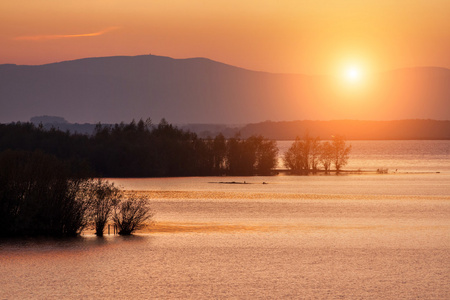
xmin=1 ymin=54 xmax=449 ymax=124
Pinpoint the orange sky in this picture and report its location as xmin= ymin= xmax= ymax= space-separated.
xmin=1 ymin=0 xmax=449 ymax=75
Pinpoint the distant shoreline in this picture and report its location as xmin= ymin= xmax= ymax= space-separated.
xmin=9 ymin=118 xmax=450 ymax=140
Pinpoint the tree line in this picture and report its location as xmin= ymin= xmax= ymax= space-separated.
xmin=0 ymin=119 xmax=279 ymax=177
xmin=0 ymin=119 xmax=352 ymax=177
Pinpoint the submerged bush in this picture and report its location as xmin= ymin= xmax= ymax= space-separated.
xmin=113 ymin=196 xmax=153 ymax=235
xmin=87 ymin=179 xmax=121 ymax=236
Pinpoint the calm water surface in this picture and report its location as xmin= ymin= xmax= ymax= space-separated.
xmin=277 ymin=140 xmax=450 ymax=173
xmin=1 ymin=141 xmax=449 ymax=299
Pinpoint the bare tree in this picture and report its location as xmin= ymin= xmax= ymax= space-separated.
xmin=88 ymin=179 xmax=121 ymax=236
xmin=113 ymin=196 xmax=153 ymax=235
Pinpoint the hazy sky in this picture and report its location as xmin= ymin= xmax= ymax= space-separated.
xmin=1 ymin=0 xmax=449 ymax=75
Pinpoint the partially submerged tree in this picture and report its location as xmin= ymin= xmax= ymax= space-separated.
xmin=284 ymin=135 xmax=316 ymax=174
xmin=284 ymin=135 xmax=351 ymax=174
xmin=113 ymin=196 xmax=153 ymax=235
xmin=284 ymin=137 xmax=304 ymax=174
xmin=331 ymin=135 xmax=352 ymax=173
xmin=319 ymin=141 xmax=333 ymax=173
xmin=87 ymin=179 xmax=121 ymax=236
xmin=308 ymin=136 xmax=321 ymax=173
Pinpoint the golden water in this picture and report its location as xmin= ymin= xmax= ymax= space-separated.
xmin=1 ymin=173 xmax=449 ymax=299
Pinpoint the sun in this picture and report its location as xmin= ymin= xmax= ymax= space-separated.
xmin=344 ymin=66 xmax=362 ymax=83
xmin=332 ymin=61 xmax=372 ymax=97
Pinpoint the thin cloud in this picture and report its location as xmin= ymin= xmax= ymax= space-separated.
xmin=14 ymin=27 xmax=120 ymax=41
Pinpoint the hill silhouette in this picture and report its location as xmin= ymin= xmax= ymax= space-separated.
xmin=239 ymin=119 xmax=450 ymax=140
xmin=0 ymin=55 xmax=449 ymax=124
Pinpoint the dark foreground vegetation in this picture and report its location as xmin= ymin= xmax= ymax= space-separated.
xmin=0 ymin=150 xmax=151 ymax=238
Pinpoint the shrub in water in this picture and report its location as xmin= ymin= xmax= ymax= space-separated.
xmin=113 ymin=196 xmax=152 ymax=235
xmin=86 ymin=179 xmax=121 ymax=236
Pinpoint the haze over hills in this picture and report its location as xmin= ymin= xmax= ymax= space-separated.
xmin=0 ymin=54 xmax=449 ymax=124
xmin=23 ymin=117 xmax=450 ymax=140
xmin=239 ymin=119 xmax=450 ymax=140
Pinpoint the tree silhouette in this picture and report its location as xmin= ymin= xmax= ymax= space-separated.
xmin=0 ymin=150 xmax=90 ymax=237
xmin=331 ymin=135 xmax=352 ymax=173
xmin=319 ymin=141 xmax=333 ymax=173
xmin=113 ymin=196 xmax=152 ymax=235
xmin=87 ymin=179 xmax=121 ymax=236
xmin=252 ymin=136 xmax=278 ymax=175
xmin=284 ymin=135 xmax=351 ymax=174
xmin=284 ymin=136 xmax=310 ymax=174
xmin=1 ymin=120 xmax=281 ymax=177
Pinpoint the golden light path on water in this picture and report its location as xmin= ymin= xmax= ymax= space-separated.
xmin=120 ymin=176 xmax=450 ymax=253
xmin=1 ymin=171 xmax=449 ymax=299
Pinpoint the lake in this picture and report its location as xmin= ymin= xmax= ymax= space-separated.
xmin=1 ymin=140 xmax=449 ymax=299
xmin=277 ymin=140 xmax=450 ymax=173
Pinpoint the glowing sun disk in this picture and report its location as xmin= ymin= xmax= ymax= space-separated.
xmin=345 ymin=67 xmax=361 ymax=82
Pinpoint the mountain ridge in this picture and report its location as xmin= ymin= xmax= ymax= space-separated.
xmin=2 ymin=55 xmax=448 ymax=74
xmin=1 ymin=54 xmax=449 ymax=124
